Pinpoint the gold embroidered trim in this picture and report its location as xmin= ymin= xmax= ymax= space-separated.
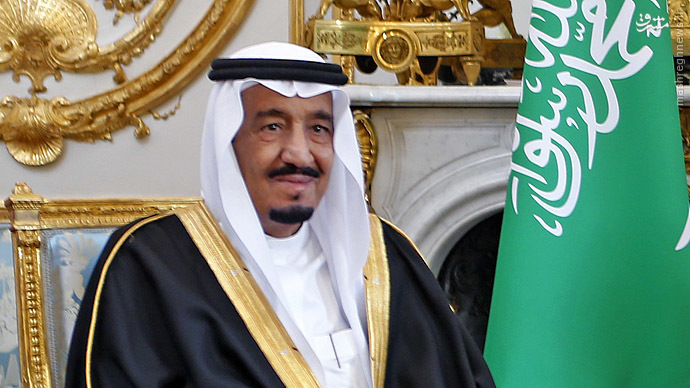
xmin=175 ymin=203 xmax=321 ymax=388
xmin=85 ymin=213 xmax=168 ymax=388
xmin=364 ymin=214 xmax=391 ymax=388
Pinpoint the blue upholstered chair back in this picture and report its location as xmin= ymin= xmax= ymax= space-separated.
xmin=0 ymin=221 xmax=20 ymax=388
xmin=41 ymin=227 xmax=116 ymax=388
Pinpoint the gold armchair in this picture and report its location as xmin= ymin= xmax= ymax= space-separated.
xmin=4 ymin=183 xmax=201 ymax=388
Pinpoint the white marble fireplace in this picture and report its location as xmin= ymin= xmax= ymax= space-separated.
xmin=345 ymin=85 xmax=521 ymax=274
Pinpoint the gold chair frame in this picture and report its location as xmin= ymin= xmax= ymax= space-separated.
xmin=5 ymin=183 xmax=201 ymax=388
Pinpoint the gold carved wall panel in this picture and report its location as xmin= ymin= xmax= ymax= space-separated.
xmin=0 ymin=0 xmax=255 ymax=166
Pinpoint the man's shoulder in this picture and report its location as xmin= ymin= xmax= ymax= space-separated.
xmin=367 ymin=213 xmax=435 ymax=278
xmin=369 ymin=214 xmax=425 ymax=259
xmin=112 ymin=201 xmax=217 ymax=245
xmin=92 ymin=210 xmax=211 ymax=285
xmin=110 ymin=211 xmax=187 ymax=245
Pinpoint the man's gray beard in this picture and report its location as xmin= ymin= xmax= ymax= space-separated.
xmin=269 ymin=206 xmax=314 ymax=224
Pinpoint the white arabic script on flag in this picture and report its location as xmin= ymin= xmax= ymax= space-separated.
xmin=511 ymin=0 xmax=659 ymax=236
xmin=636 ymin=13 xmax=669 ymax=37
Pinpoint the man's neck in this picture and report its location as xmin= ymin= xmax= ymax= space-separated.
xmin=263 ymin=221 xmax=303 ymax=238
xmin=265 ymin=222 xmax=308 ymax=242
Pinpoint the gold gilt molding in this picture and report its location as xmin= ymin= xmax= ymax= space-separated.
xmin=7 ymin=184 xmax=51 ymax=388
xmin=299 ymin=0 xmax=527 ymax=85
xmin=670 ymin=0 xmax=689 ymax=58
xmin=353 ymin=109 xmax=377 ymax=205
xmin=0 ymin=0 xmax=255 ymax=166
xmin=0 ymin=202 xmax=7 ymax=224
xmin=105 ymin=0 xmax=156 ymax=23
xmin=5 ymin=182 xmax=202 ymax=388
xmin=308 ymin=18 xmax=485 ymax=85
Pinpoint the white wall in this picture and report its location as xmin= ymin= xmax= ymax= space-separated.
xmin=0 ymin=0 xmax=533 ymax=199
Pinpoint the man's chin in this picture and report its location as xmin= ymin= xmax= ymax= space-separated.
xmin=268 ymin=205 xmax=314 ymax=225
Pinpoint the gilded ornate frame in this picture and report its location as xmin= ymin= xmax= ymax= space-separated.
xmin=5 ymin=183 xmax=202 ymax=388
xmin=0 ymin=0 xmax=254 ymax=166
xmin=0 ymin=203 xmax=7 ymax=225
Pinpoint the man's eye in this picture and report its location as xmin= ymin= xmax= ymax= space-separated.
xmin=263 ymin=123 xmax=280 ymax=131
xmin=313 ymin=125 xmax=331 ymax=134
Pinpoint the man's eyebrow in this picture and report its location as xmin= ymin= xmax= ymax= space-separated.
xmin=255 ymin=109 xmax=286 ymax=118
xmin=253 ymin=108 xmax=332 ymax=122
xmin=311 ymin=110 xmax=333 ymax=122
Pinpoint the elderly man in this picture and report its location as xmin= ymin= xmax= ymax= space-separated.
xmin=65 ymin=42 xmax=494 ymax=388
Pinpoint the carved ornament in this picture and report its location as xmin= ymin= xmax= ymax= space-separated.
xmin=308 ymin=18 xmax=485 ymax=85
xmin=670 ymin=0 xmax=689 ymax=57
xmin=353 ymin=109 xmax=377 ymax=204
xmin=0 ymin=203 xmax=7 ymax=223
xmin=302 ymin=0 xmax=526 ymax=85
xmin=0 ymin=0 xmax=254 ymax=166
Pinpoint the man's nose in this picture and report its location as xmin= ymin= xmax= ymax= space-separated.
xmin=281 ymin=127 xmax=314 ymax=167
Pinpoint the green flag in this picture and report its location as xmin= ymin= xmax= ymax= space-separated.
xmin=483 ymin=0 xmax=690 ymax=386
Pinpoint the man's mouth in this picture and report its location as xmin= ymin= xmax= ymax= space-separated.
xmin=274 ymin=174 xmax=315 ymax=183
xmin=268 ymin=165 xmax=320 ymax=179
xmin=273 ymin=174 xmax=316 ymax=192
xmin=268 ymin=165 xmax=320 ymax=195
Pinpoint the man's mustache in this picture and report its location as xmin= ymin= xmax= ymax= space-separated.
xmin=268 ymin=165 xmax=320 ymax=179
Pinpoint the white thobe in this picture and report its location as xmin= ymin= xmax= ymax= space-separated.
xmin=266 ymin=224 xmax=368 ymax=388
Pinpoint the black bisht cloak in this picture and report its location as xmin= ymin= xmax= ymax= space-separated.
xmin=65 ymin=212 xmax=495 ymax=387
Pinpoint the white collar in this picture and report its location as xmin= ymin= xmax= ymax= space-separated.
xmin=266 ymin=223 xmax=311 ymax=260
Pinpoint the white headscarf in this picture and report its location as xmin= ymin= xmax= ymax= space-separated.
xmin=200 ymin=42 xmax=371 ymax=384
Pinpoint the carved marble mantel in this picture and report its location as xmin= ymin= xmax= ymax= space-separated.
xmin=346 ymin=84 xmax=690 ymax=273
xmin=344 ymin=85 xmax=520 ymax=273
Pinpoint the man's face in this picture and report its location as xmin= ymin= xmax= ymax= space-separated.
xmin=233 ymin=84 xmax=335 ymax=237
